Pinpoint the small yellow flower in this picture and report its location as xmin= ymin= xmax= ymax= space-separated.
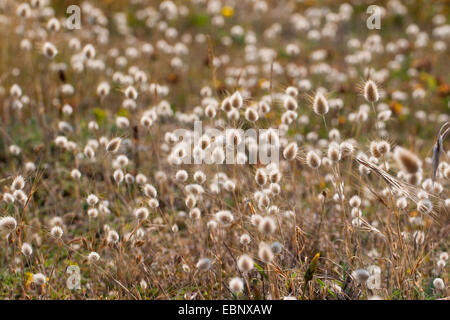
xmin=221 ymin=6 xmax=234 ymax=18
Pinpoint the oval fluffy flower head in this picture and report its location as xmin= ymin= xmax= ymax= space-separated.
xmin=175 ymin=170 xmax=188 ymax=182
xmin=148 ymin=198 xmax=159 ymax=209
xmin=283 ymin=95 xmax=298 ymax=111
xmin=82 ymin=44 xmax=96 ymax=59
xmin=230 ymin=91 xmax=243 ymax=109
xmin=143 ymin=184 xmax=157 ymax=198
xmin=113 ymin=169 xmax=124 ymax=184
xmin=286 ymin=86 xmax=298 ymax=97
xmin=134 ymin=207 xmax=149 ymax=221
xmin=306 ymin=150 xmax=321 ymax=169
xmin=43 ymin=42 xmax=58 ymax=59
xmin=394 ymin=146 xmax=422 ymax=174
xmin=196 ymin=258 xmax=211 ymax=272
xmin=370 ymin=141 xmax=382 ymax=158
xmin=185 ymin=194 xmax=196 ymax=209
xmin=70 ymin=169 xmax=81 ymax=180
xmin=116 ymin=116 xmax=130 ymax=129
xmin=192 ymin=171 xmax=205 ymax=184
xmin=258 ymin=243 xmax=274 ymax=263
xmin=240 ymin=234 xmax=251 ymax=245
xmin=97 ymin=82 xmax=110 ymax=97
xmin=32 ymin=273 xmax=47 ymax=286
xmin=9 ymin=145 xmax=21 ymax=155
xmin=327 ymin=143 xmax=340 ymax=162
xmin=215 ymin=210 xmax=234 ymax=226
xmin=245 ymin=107 xmax=259 ymax=122
xmin=229 ymin=277 xmax=244 ymax=294
xmin=258 ymin=216 xmax=276 ymax=234
xmin=250 ymin=214 xmax=263 ymax=226
xmin=51 ymin=226 xmax=63 ymax=239
xmin=106 ymin=138 xmax=121 ymax=153
xmin=312 ymin=92 xmax=329 ymax=116
xmin=88 ymin=252 xmax=100 ymax=263
xmin=349 ymin=195 xmax=361 ymax=208
xmin=21 ymin=242 xmax=33 ymax=256
xmin=363 ymin=80 xmax=379 ymax=103
xmin=0 ymin=216 xmax=17 ymax=235
xmin=237 ymin=254 xmax=254 ymax=272
xmin=107 ymin=230 xmax=120 ymax=244
xmin=87 ymin=208 xmax=98 ymax=218
xmin=221 ymin=97 xmax=233 ymax=112
xmin=86 ymin=194 xmax=98 ymax=206
xmin=255 ymin=168 xmax=267 ymax=186
xmin=14 ymin=190 xmax=26 ymax=203
xmin=125 ymin=86 xmax=138 ymax=100
xmin=283 ymin=142 xmax=298 ymax=160
xmin=376 ymin=140 xmax=390 ymax=155
xmin=433 ymin=278 xmax=445 ymax=290
xmin=271 ymin=241 xmax=283 ymax=254
xmin=11 ymin=175 xmax=25 ymax=191
xmin=352 ymin=269 xmax=370 ymax=284
xmin=417 ymin=199 xmax=432 ymax=214
xmin=136 ymin=173 xmax=147 ymax=185
xmin=84 ymin=146 xmax=95 ymax=159
xmin=340 ymin=141 xmax=354 ymax=158
xmin=189 ymin=207 xmax=201 ymax=219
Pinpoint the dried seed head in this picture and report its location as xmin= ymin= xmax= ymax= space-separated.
xmin=283 ymin=95 xmax=298 ymax=111
xmin=230 ymin=91 xmax=243 ymax=109
xmin=340 ymin=141 xmax=355 ymax=158
xmin=143 ymin=184 xmax=157 ymax=198
xmin=21 ymin=242 xmax=33 ymax=256
xmin=328 ymin=143 xmax=340 ymax=162
xmin=88 ymin=252 xmax=100 ymax=263
xmin=240 ymin=234 xmax=251 ymax=245
xmin=51 ymin=226 xmax=63 ymax=239
xmin=86 ymin=194 xmax=99 ymax=206
xmin=352 ymin=269 xmax=370 ymax=284
xmin=113 ymin=169 xmax=124 ymax=184
xmin=229 ymin=277 xmax=244 ymax=293
xmin=0 ymin=216 xmax=17 ymax=234
xmin=134 ymin=207 xmax=149 ymax=220
xmin=258 ymin=216 xmax=276 ymax=234
xmin=370 ymin=141 xmax=382 ymax=158
xmin=221 ymin=97 xmax=233 ymax=112
xmin=258 ymin=243 xmax=274 ymax=263
xmin=283 ymin=142 xmax=298 ymax=160
xmin=215 ymin=210 xmax=234 ymax=226
xmin=376 ymin=140 xmax=390 ymax=155
xmin=32 ymin=273 xmax=47 ymax=286
xmin=245 ymin=107 xmax=259 ymax=122
xmin=196 ymin=258 xmax=211 ymax=272
xmin=312 ymin=92 xmax=329 ymax=115
xmin=189 ymin=207 xmax=201 ymax=219
xmin=349 ymin=195 xmax=361 ymax=208
xmin=433 ymin=278 xmax=445 ymax=290
xmin=363 ymin=80 xmax=379 ymax=103
xmin=306 ymin=150 xmax=321 ymax=169
xmin=107 ymin=230 xmax=120 ymax=244
xmin=237 ymin=254 xmax=254 ymax=272
xmin=43 ymin=42 xmax=58 ymax=59
xmin=11 ymin=175 xmax=25 ymax=190
xmin=255 ymin=169 xmax=267 ymax=186
xmin=185 ymin=195 xmax=196 ymax=209
xmin=106 ymin=138 xmax=121 ymax=153
xmin=394 ymin=146 xmax=422 ymax=174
